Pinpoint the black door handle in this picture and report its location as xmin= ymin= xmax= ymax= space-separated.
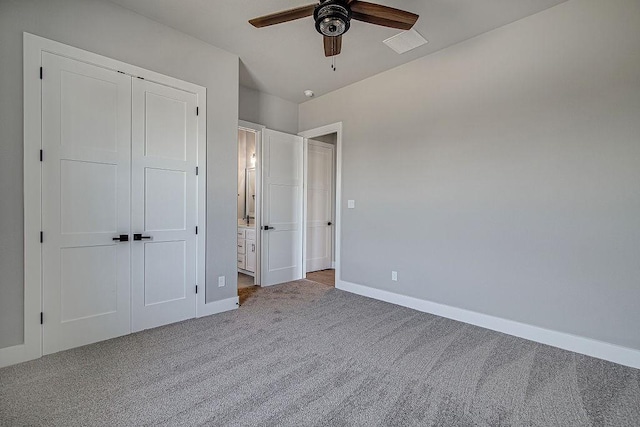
xmin=263 ymin=225 xmax=274 ymax=231
xmin=112 ymin=234 xmax=129 ymax=242
xmin=133 ymin=233 xmax=152 ymax=241
xmin=328 ymin=222 xmax=332 ymax=226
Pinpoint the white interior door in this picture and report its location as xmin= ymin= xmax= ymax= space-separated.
xmin=261 ymin=129 xmax=304 ymax=286
xmin=131 ymin=78 xmax=198 ymax=332
xmin=41 ymin=52 xmax=132 ymax=355
xmin=306 ymin=140 xmax=335 ymax=272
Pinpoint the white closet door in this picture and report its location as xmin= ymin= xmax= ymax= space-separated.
xmin=261 ymin=129 xmax=304 ymax=286
xmin=41 ymin=52 xmax=132 ymax=355
xmin=306 ymin=140 xmax=334 ymax=272
xmin=131 ymin=78 xmax=198 ymax=332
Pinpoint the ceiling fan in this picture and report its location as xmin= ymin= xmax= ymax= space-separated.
xmin=249 ymin=1 xmax=419 ymax=57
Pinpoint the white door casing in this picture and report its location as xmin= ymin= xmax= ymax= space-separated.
xmin=261 ymin=129 xmax=304 ymax=286
xmin=131 ymin=78 xmax=198 ymax=332
xmin=16 ymin=33 xmax=212 ymax=368
xmin=41 ymin=52 xmax=132 ymax=354
xmin=299 ymin=123 xmax=342 ymax=283
xmin=306 ymin=140 xmax=335 ymax=272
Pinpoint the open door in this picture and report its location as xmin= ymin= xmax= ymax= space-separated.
xmin=260 ymin=129 xmax=304 ymax=286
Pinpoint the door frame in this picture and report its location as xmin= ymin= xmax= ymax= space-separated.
xmin=10 ymin=33 xmax=207 ymax=368
xmin=299 ymin=122 xmax=343 ymax=285
xmin=304 ymin=139 xmax=336 ymax=273
xmin=238 ymin=120 xmax=265 ymax=286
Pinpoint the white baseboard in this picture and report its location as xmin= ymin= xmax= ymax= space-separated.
xmin=0 ymin=343 xmax=38 ymax=369
xmin=337 ymin=280 xmax=640 ymax=370
xmin=197 ymin=296 xmax=239 ymax=318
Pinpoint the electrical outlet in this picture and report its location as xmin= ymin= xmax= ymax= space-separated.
xmin=218 ymin=276 xmax=225 ymax=287
xmin=391 ymin=271 xmax=398 ymax=281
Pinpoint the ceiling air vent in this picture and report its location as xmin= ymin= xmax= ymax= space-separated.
xmin=383 ymin=29 xmax=428 ymax=54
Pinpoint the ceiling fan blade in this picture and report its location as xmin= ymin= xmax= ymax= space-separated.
xmin=350 ymin=1 xmax=419 ymax=30
xmin=249 ymin=4 xmax=316 ymax=28
xmin=324 ymin=35 xmax=342 ymax=57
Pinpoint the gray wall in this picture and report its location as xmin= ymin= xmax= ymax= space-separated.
xmin=299 ymin=0 xmax=640 ymax=350
xmin=239 ymin=85 xmax=298 ymax=134
xmin=0 ymin=0 xmax=239 ymax=349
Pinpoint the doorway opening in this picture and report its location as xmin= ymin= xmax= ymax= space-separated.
xmin=237 ymin=126 xmax=260 ymax=304
xmin=300 ymin=122 xmax=342 ymax=289
xmin=304 ymin=133 xmax=338 ymax=287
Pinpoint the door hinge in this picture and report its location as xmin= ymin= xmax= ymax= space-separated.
xmin=40 ymin=231 xmax=43 ymax=243
xmin=40 ymin=312 xmax=43 ymax=325
xmin=137 ymin=76 xmax=144 ymax=80
xmin=117 ymin=70 xmax=125 ymax=74
xmin=39 ymin=67 xmax=43 ymax=80
xmin=195 ymin=226 xmax=198 ymax=235
xmin=39 ymin=149 xmax=43 ymax=162
xmin=196 ymin=107 xmax=199 ymax=116
xmin=195 ymin=166 xmax=199 ymax=176
xmin=195 ymin=285 xmax=198 ymax=294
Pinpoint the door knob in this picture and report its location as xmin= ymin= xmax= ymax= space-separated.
xmin=112 ymin=234 xmax=129 ymax=242
xmin=263 ymin=225 xmax=274 ymax=230
xmin=328 ymin=222 xmax=332 ymax=226
xmin=133 ymin=233 xmax=152 ymax=241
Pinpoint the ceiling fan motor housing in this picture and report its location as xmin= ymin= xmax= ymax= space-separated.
xmin=314 ymin=0 xmax=351 ymax=37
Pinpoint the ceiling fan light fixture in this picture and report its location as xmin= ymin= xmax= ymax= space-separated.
xmin=314 ymin=2 xmax=351 ymax=37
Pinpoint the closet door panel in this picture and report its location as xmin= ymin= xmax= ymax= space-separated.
xmin=131 ymin=79 xmax=198 ymax=332
xmin=41 ymin=52 xmax=132 ymax=355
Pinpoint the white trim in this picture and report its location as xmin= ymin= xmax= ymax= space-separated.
xmin=196 ymin=297 xmax=239 ymax=317
xmin=12 ymin=32 xmax=209 ymax=368
xmin=254 ymin=131 xmax=262 ymax=286
xmin=337 ymin=280 xmax=640 ymax=370
xmin=0 ymin=344 xmax=36 ymax=369
xmin=302 ymin=138 xmax=308 ymax=277
xmin=299 ymin=123 xmax=343 ymax=284
xmin=195 ymin=85 xmax=208 ymax=318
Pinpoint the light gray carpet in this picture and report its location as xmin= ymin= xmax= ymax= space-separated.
xmin=1 ymin=280 xmax=639 ymax=426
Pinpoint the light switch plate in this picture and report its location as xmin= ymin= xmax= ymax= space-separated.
xmin=218 ymin=276 xmax=225 ymax=287
xmin=348 ymin=200 xmax=355 ymax=209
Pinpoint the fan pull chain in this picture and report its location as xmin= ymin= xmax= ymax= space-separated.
xmin=331 ymin=56 xmax=336 ymax=72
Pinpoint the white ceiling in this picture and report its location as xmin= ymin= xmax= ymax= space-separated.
xmin=106 ymin=0 xmax=568 ymax=103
